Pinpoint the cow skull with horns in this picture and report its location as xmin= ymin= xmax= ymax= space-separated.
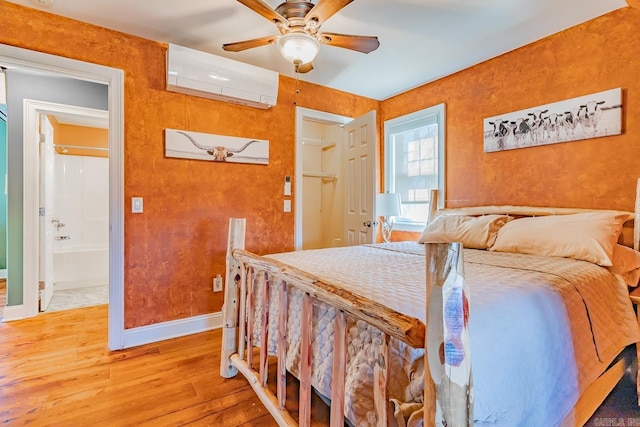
xmin=177 ymin=131 xmax=261 ymax=161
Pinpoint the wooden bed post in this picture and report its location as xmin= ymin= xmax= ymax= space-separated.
xmin=277 ymin=280 xmax=289 ymax=410
xmin=220 ymin=218 xmax=246 ymax=378
xmin=427 ymin=188 xmax=439 ymax=225
xmin=259 ymin=272 xmax=271 ymax=387
xmin=299 ymin=293 xmax=314 ymax=427
xmin=330 ymin=310 xmax=347 ymax=425
xmin=374 ymin=333 xmax=391 ymax=426
xmin=424 ymin=242 xmax=473 ymax=426
xmin=634 ymin=177 xmax=640 ymax=251
xmin=635 ymin=178 xmax=640 ymax=406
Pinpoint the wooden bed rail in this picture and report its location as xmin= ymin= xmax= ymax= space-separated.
xmin=220 ymin=182 xmax=639 ymax=426
xmin=220 ymin=215 xmax=472 ymax=426
xmin=232 ymin=249 xmax=426 ymax=348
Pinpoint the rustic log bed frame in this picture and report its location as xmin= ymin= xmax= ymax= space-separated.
xmin=220 ymin=185 xmax=640 ymax=427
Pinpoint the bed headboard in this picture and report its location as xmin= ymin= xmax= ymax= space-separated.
xmin=427 ymin=178 xmax=640 ymax=250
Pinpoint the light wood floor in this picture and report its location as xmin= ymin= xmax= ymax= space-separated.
xmin=0 ymin=304 xmax=331 ymax=426
xmin=2 ymin=302 xmax=634 ymax=426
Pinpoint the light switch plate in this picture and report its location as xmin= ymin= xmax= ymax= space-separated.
xmin=132 ymin=197 xmax=143 ymax=213
xmin=284 ymin=175 xmax=291 ymax=196
xmin=284 ymin=199 xmax=291 ymax=212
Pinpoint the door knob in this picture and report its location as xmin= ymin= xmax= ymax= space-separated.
xmin=363 ymin=220 xmax=372 ymax=227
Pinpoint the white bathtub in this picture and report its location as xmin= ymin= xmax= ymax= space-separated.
xmin=53 ymin=245 xmax=109 ymax=290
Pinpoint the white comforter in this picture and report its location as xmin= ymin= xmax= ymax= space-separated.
xmin=249 ymin=242 xmax=639 ymax=426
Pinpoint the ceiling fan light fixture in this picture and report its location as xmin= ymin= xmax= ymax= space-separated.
xmin=277 ymin=32 xmax=319 ymax=67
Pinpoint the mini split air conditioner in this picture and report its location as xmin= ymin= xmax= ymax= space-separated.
xmin=166 ymin=43 xmax=278 ymax=109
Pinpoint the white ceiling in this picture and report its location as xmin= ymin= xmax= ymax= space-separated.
xmin=53 ymin=114 xmax=108 ymax=129
xmin=7 ymin=0 xmax=629 ymax=100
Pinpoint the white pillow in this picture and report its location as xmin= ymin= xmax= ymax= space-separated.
xmin=489 ymin=211 xmax=629 ymax=266
xmin=418 ymin=214 xmax=510 ymax=249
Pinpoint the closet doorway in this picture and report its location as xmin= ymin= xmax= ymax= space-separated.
xmin=295 ymin=108 xmax=378 ymax=250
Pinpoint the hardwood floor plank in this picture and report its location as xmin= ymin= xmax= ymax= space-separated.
xmin=141 ymin=387 xmax=259 ymax=425
xmin=237 ymin=414 xmax=280 ymax=427
xmin=0 ymin=366 xmax=111 ymax=400
xmin=180 ymin=397 xmax=274 ymax=426
xmin=0 ymin=304 xmax=329 ymax=426
xmin=0 ymin=279 xmax=7 ymax=321
xmin=33 ymin=382 xmax=198 ymax=426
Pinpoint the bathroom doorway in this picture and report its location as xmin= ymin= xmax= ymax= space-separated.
xmin=0 ymin=43 xmax=125 ymax=350
xmin=0 ymin=101 xmax=6 ymax=322
xmin=28 ymin=102 xmax=110 ymax=312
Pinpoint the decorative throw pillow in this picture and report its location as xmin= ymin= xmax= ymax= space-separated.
xmin=489 ymin=211 xmax=629 ymax=266
xmin=608 ymin=244 xmax=640 ymax=275
xmin=619 ymin=269 xmax=640 ymax=287
xmin=418 ymin=214 xmax=511 ymax=249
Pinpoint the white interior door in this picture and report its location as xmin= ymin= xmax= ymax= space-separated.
xmin=342 ymin=110 xmax=377 ymax=246
xmin=39 ymin=114 xmax=55 ymax=311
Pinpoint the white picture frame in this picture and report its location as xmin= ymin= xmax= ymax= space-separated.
xmin=165 ymin=128 xmax=269 ymax=164
xmin=483 ymin=88 xmax=622 ymax=152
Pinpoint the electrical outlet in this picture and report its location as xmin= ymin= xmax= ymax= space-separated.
xmin=213 ymin=274 xmax=223 ymax=292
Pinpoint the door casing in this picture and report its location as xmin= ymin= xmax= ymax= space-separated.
xmin=1 ymin=43 xmax=125 ymax=350
xmin=294 ymin=107 xmax=352 ymax=250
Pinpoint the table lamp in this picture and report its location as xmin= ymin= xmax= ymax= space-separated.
xmin=376 ymin=192 xmax=402 ymax=243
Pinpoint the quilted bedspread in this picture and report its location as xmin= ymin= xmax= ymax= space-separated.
xmin=248 ymin=242 xmax=640 ymax=426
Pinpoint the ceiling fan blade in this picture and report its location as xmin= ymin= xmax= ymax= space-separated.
xmin=223 ymin=35 xmax=279 ymax=52
xmin=296 ymin=63 xmax=314 ymax=74
xmin=318 ymin=32 xmax=380 ymax=54
xmin=305 ymin=0 xmax=353 ymax=26
xmin=237 ymin=0 xmax=289 ymax=25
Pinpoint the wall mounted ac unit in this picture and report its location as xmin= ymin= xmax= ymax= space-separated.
xmin=166 ymin=43 xmax=278 ymax=109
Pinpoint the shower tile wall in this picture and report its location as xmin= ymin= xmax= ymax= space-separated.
xmin=53 ymin=153 xmax=109 ymax=289
xmin=54 ymin=153 xmax=108 ymax=249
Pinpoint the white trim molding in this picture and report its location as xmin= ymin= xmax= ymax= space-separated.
xmin=23 ymin=100 xmax=110 ymax=319
xmin=0 ymin=43 xmax=125 ymax=350
xmin=122 ymin=312 xmax=223 ymax=349
xmin=2 ymin=304 xmax=26 ymax=322
xmin=294 ymin=107 xmax=352 ymax=250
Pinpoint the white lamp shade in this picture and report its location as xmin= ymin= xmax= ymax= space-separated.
xmin=277 ymin=33 xmax=319 ymax=65
xmin=376 ymin=193 xmax=401 ymax=217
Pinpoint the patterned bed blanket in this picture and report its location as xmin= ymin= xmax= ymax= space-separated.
xmin=248 ymin=242 xmax=639 ymax=426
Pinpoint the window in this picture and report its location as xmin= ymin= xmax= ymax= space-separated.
xmin=384 ymin=104 xmax=445 ymax=232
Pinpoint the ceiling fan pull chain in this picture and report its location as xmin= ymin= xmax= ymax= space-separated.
xmin=293 ymin=71 xmax=300 ymax=105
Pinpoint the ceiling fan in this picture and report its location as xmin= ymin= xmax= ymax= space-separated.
xmin=223 ymin=0 xmax=380 ymax=73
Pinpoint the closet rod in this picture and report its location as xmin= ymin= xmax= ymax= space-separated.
xmin=54 ymin=144 xmax=108 ymax=152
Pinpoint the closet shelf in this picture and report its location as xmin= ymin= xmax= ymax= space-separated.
xmin=303 ymin=171 xmax=337 ymax=183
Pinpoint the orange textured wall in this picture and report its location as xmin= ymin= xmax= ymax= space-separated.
xmin=2 ymin=2 xmax=378 ymax=328
xmin=382 ymin=6 xmax=640 ymax=213
xmin=55 ymin=122 xmax=109 ymax=158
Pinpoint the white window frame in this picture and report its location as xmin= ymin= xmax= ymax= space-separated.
xmin=384 ymin=103 xmax=445 ymax=232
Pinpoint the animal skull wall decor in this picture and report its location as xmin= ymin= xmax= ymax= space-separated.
xmin=164 ymin=128 xmax=269 ymax=165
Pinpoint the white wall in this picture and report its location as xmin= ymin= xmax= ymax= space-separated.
xmin=52 ymin=153 xmax=109 ymax=289
xmin=53 ymin=153 xmax=109 ymax=251
xmin=321 ymin=125 xmax=343 ymax=248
